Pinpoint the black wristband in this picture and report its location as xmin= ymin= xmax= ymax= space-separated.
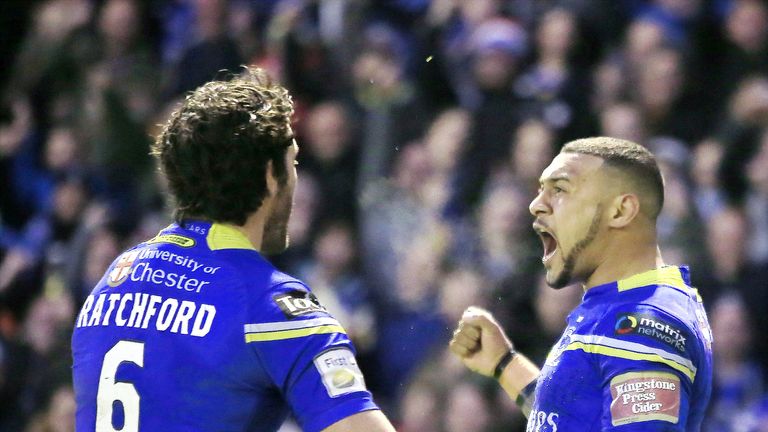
xmin=492 ymin=349 xmax=516 ymax=380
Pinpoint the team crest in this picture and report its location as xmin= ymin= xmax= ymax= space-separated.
xmin=107 ymin=250 xmax=139 ymax=287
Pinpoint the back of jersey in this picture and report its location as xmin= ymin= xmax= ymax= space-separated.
xmin=72 ymin=225 xmax=279 ymax=431
xmin=73 ymin=222 xmax=379 ymax=432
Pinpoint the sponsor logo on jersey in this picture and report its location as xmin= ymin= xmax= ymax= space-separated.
xmin=273 ymin=290 xmax=326 ymax=319
xmin=313 ymin=348 xmax=367 ymax=397
xmin=614 ymin=315 xmax=638 ymax=334
xmin=609 ymin=371 xmax=680 ymax=426
xmin=145 ymin=234 xmax=195 ymax=248
xmin=526 ymin=409 xmax=559 ymax=432
xmin=108 ymin=250 xmax=140 ymax=287
xmin=105 ymin=248 xmax=215 ymax=293
xmin=614 ymin=313 xmax=687 ymax=352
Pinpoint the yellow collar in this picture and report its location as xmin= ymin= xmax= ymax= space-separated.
xmin=617 ymin=266 xmax=686 ymax=292
xmin=206 ymin=223 xmax=256 ymax=251
xmin=616 ymin=266 xmax=701 ymax=302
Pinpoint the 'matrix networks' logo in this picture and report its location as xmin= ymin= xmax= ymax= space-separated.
xmin=614 ymin=313 xmax=687 ymax=353
xmin=614 ymin=315 xmax=638 ymax=335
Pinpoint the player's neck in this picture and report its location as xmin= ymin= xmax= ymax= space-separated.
xmin=583 ymin=237 xmax=664 ymax=290
xmin=233 ymin=202 xmax=272 ymax=252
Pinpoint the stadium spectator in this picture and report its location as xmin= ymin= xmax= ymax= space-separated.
xmin=690 ymin=138 xmax=727 ymax=222
xmin=634 ymin=47 xmax=706 ymax=144
xmin=449 ymin=18 xmax=528 ymax=214
xmin=737 ymin=396 xmax=768 ymax=432
xmin=422 ymin=108 xmax=471 ymax=182
xmin=513 ymin=7 xmax=595 ymax=142
xmin=705 ymin=292 xmax=763 ymax=432
xmin=0 ymin=296 xmax=35 ymax=430
xmin=740 ymin=131 xmax=768 ymax=377
xmin=443 ymin=381 xmax=492 ymax=432
xmin=167 ymin=0 xmax=242 ymax=97
xmin=707 ymin=0 xmax=768 ymax=117
xmin=265 ymin=0 xmax=352 ymax=103
xmin=469 ymin=182 xmax=539 ymax=289
xmin=529 ymin=276 xmax=581 ymax=362
xmin=359 ymin=142 xmax=441 ymax=298
xmin=425 ymin=0 xmax=509 ymax=109
xmin=596 ymin=17 xmax=667 ymax=110
xmin=702 ymin=206 xmax=749 ymax=291
xmin=438 ymin=267 xmax=489 ymax=324
xmin=649 ymin=137 xmax=708 ymax=268
xmin=18 ymin=290 xmax=74 ymax=423
xmin=374 ymin=231 xmax=450 ymax=403
xmin=24 ymin=384 xmax=76 ymax=432
xmin=599 ymin=102 xmax=648 ymax=147
xmin=299 ymin=101 xmax=360 ymax=223
xmin=351 ymin=23 xmax=433 ymax=196
xmin=745 ymin=130 xmax=768 ymax=266
xmin=507 ymin=119 xmax=557 ymax=193
xmin=296 ymin=220 xmax=376 ymax=353
xmin=398 ymin=377 xmax=441 ymax=432
xmin=422 ymin=108 xmax=472 ymax=219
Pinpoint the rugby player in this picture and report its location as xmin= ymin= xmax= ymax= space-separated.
xmin=71 ymin=68 xmax=396 ymax=432
xmin=450 ymin=137 xmax=713 ymax=431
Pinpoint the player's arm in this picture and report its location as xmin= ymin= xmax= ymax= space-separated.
xmin=449 ymin=307 xmax=540 ymax=416
xmin=594 ymin=305 xmax=701 ymax=430
xmin=247 ymin=282 xmax=394 ymax=432
xmin=321 ymin=410 xmax=395 ymax=432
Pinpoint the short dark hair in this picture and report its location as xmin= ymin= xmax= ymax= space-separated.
xmin=152 ymin=67 xmax=294 ymax=225
xmin=561 ymin=137 xmax=664 ymax=219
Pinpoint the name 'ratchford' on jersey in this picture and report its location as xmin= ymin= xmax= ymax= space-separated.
xmin=72 ymin=221 xmax=378 ymax=432
xmin=527 ymin=266 xmax=713 ymax=432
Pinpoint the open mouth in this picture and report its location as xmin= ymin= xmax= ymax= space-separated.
xmin=533 ymin=224 xmax=559 ymax=264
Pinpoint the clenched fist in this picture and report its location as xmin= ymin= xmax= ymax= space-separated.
xmin=449 ymin=307 xmax=514 ymax=377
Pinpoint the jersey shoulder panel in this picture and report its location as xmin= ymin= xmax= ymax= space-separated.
xmin=238 ymin=269 xmax=376 ymax=432
xmin=583 ymin=300 xmax=700 ymax=384
xmin=243 ymin=275 xmax=346 ymax=343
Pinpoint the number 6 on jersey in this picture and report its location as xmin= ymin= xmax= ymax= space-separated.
xmin=96 ymin=341 xmax=145 ymax=432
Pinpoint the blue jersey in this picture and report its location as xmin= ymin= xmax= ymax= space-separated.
xmin=528 ymin=266 xmax=713 ymax=431
xmin=72 ymin=221 xmax=379 ymax=432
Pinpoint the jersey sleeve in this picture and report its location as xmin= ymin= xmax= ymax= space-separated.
xmin=245 ymin=280 xmax=379 ymax=432
xmin=584 ymin=304 xmax=701 ymax=431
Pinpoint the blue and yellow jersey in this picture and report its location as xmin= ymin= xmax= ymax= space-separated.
xmin=72 ymin=221 xmax=378 ymax=432
xmin=528 ymin=266 xmax=713 ymax=431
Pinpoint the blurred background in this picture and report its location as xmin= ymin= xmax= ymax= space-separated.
xmin=1 ymin=0 xmax=767 ymax=430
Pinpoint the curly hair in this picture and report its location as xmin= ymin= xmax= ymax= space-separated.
xmin=152 ymin=67 xmax=295 ymax=225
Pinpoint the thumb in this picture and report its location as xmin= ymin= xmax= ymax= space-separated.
xmin=461 ymin=306 xmax=499 ymax=331
xmin=461 ymin=306 xmax=513 ymax=349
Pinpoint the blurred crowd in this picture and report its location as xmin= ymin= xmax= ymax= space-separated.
xmin=1 ymin=0 xmax=768 ymax=431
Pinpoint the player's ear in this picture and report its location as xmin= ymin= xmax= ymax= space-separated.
xmin=265 ymin=160 xmax=278 ymax=197
xmin=607 ymin=193 xmax=640 ymax=228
